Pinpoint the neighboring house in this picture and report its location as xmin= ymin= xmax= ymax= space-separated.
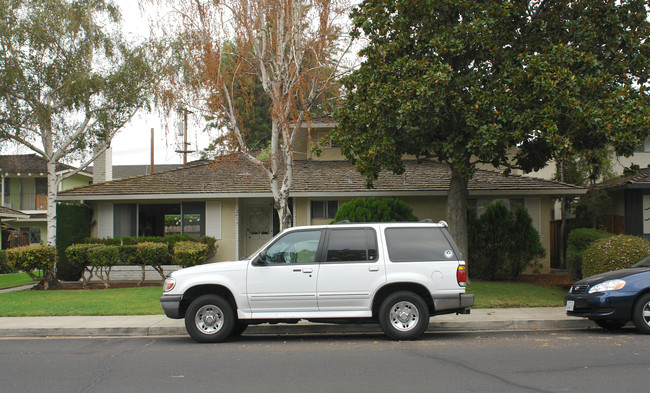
xmin=601 ymin=167 xmax=650 ymax=241
xmin=58 ymin=124 xmax=585 ymax=273
xmin=0 ymin=154 xmax=93 ymax=249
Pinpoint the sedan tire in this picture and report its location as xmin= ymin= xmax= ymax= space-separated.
xmin=594 ymin=319 xmax=627 ymax=331
xmin=378 ymin=291 xmax=429 ymax=340
xmin=185 ymin=294 xmax=235 ymax=343
xmin=632 ymin=293 xmax=650 ymax=335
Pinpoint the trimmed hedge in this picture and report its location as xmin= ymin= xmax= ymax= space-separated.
xmin=173 ymin=241 xmax=209 ymax=268
xmin=582 ymin=235 xmax=650 ymax=277
xmin=0 ymin=250 xmax=12 ymax=274
xmin=566 ymin=228 xmax=612 ymax=281
xmin=87 ymin=245 xmax=120 ymax=288
xmin=332 ymin=197 xmax=418 ymax=223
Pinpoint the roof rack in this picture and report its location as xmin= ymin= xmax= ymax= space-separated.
xmin=335 ymin=220 xmax=351 ymax=224
xmin=419 ymin=219 xmax=433 ymax=223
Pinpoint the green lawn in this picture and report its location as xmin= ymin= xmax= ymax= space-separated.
xmin=0 ymin=286 xmax=164 ymax=317
xmin=0 ymin=272 xmax=40 ymax=290
xmin=0 ymin=280 xmax=568 ymax=317
xmin=467 ymin=281 xmax=567 ymax=308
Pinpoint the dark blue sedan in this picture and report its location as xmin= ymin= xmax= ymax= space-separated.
xmin=565 ymin=255 xmax=650 ymax=333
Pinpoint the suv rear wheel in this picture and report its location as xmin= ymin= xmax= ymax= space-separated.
xmin=185 ymin=294 xmax=234 ymax=343
xmin=378 ymin=291 xmax=429 ymax=340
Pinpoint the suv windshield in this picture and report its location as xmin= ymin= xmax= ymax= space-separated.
xmin=631 ymin=255 xmax=650 ymax=268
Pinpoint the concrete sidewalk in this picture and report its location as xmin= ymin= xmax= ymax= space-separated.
xmin=0 ymin=307 xmax=596 ymax=338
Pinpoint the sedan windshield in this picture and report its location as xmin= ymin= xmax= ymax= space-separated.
xmin=631 ymin=255 xmax=650 ymax=268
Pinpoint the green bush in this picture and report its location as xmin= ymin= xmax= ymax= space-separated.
xmin=87 ymin=245 xmax=120 ymax=288
xmin=137 ymin=242 xmax=169 ymax=281
xmin=65 ymin=244 xmax=101 ymax=268
xmin=119 ymin=245 xmax=139 ymax=265
xmin=0 ymin=250 xmax=12 ymax=274
xmin=582 ymin=235 xmax=650 ymax=277
xmin=56 ymin=203 xmax=92 ymax=280
xmin=468 ymin=202 xmax=545 ymax=280
xmin=566 ymin=228 xmax=612 ymax=281
xmin=332 ymin=197 xmax=418 ymax=223
xmin=5 ymin=245 xmax=56 ymax=288
xmin=173 ymin=241 xmax=209 ymax=268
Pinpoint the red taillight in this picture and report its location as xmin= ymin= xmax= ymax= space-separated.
xmin=457 ymin=265 xmax=467 ymax=286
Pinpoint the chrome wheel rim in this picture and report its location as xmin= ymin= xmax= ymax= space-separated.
xmin=195 ymin=304 xmax=224 ymax=335
xmin=643 ymin=301 xmax=650 ymax=327
xmin=389 ymin=301 xmax=419 ymax=332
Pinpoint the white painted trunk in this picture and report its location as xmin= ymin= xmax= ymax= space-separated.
xmin=46 ymin=159 xmax=58 ymax=246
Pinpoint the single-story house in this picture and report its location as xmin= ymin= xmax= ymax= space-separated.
xmin=58 ymin=151 xmax=585 ymax=273
xmin=602 ymin=166 xmax=650 ymax=241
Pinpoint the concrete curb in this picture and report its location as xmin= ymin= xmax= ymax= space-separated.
xmin=0 ymin=308 xmax=597 ymax=338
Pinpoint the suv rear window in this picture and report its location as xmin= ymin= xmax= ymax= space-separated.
xmin=385 ymin=227 xmax=456 ymax=262
xmin=325 ymin=228 xmax=378 ymax=262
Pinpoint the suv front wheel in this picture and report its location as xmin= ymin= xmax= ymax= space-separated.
xmin=185 ymin=294 xmax=235 ymax=343
xmin=378 ymin=291 xmax=430 ymax=340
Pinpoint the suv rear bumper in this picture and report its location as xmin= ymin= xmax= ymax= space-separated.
xmin=433 ymin=293 xmax=474 ymax=314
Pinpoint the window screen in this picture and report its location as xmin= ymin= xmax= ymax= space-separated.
xmin=326 ymin=228 xmax=377 ymax=262
xmin=385 ymin=227 xmax=455 ymax=262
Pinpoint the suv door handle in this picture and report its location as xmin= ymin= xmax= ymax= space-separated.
xmin=294 ymin=268 xmax=313 ymax=273
xmin=369 ymin=266 xmax=379 ymax=272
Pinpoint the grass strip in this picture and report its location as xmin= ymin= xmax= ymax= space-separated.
xmin=467 ymin=281 xmax=566 ymax=309
xmin=0 ymin=280 xmax=568 ymax=317
xmin=0 ymin=286 xmax=164 ymax=317
xmin=0 ymin=272 xmax=39 ymax=290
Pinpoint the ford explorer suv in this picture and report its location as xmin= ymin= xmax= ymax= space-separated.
xmin=160 ymin=221 xmax=474 ymax=342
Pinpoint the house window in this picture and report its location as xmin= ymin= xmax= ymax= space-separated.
xmin=3 ymin=178 xmax=9 ymax=206
xmin=30 ymin=228 xmax=41 ymax=245
xmin=317 ymin=131 xmax=340 ymax=148
xmin=311 ymin=200 xmax=338 ymax=220
xmin=635 ymin=136 xmax=650 ymax=153
xmin=35 ymin=178 xmax=47 ymax=210
xmin=139 ymin=202 xmax=205 ymax=237
xmin=114 ymin=204 xmax=137 ymax=237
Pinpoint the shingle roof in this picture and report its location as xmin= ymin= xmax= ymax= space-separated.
xmin=602 ymin=167 xmax=650 ymax=190
xmin=0 ymin=206 xmax=27 ymax=218
xmin=88 ymin=164 xmax=184 ymax=179
xmin=0 ymin=154 xmax=85 ymax=175
xmin=58 ymin=156 xmax=584 ymax=200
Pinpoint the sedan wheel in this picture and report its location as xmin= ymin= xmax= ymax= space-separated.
xmin=633 ymin=293 xmax=650 ymax=335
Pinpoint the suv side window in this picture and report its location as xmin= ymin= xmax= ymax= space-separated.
xmin=385 ymin=227 xmax=456 ymax=262
xmin=264 ymin=230 xmax=322 ymax=264
xmin=325 ymin=228 xmax=378 ymax=263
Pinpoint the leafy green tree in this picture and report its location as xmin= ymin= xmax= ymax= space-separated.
xmin=0 ymin=0 xmax=161 ymax=245
xmin=332 ymin=0 xmax=650 ymax=261
xmin=332 ymin=198 xmax=418 ymax=223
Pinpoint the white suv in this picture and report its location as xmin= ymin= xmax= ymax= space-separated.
xmin=160 ymin=221 xmax=474 ymax=342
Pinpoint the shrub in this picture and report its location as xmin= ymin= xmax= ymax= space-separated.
xmin=6 ymin=245 xmax=56 ymax=288
xmin=582 ymin=235 xmax=650 ymax=277
xmin=332 ymin=197 xmax=418 ymax=223
xmin=137 ymin=242 xmax=169 ymax=281
xmin=173 ymin=241 xmax=209 ymax=268
xmin=468 ymin=202 xmax=545 ymax=280
xmin=66 ymin=244 xmax=102 ymax=287
xmin=87 ymin=245 xmax=120 ymax=288
xmin=56 ymin=203 xmax=91 ymax=280
xmin=566 ymin=228 xmax=612 ymax=281
xmin=0 ymin=250 xmax=12 ymax=274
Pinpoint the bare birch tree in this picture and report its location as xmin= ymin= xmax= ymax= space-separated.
xmin=0 ymin=0 xmax=161 ymax=246
xmin=149 ymin=0 xmax=352 ymax=230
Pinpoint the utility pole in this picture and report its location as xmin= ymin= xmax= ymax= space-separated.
xmin=150 ymin=127 xmax=155 ymax=174
xmin=175 ymin=108 xmax=195 ymax=167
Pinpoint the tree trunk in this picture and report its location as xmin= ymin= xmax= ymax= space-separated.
xmin=446 ymin=165 xmax=469 ymax=262
xmin=46 ymin=159 xmax=58 ymax=247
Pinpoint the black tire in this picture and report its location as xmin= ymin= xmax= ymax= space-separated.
xmin=184 ymin=294 xmax=235 ymax=343
xmin=632 ymin=293 xmax=650 ymax=334
xmin=378 ymin=291 xmax=430 ymax=340
xmin=594 ymin=319 xmax=627 ymax=331
xmin=231 ymin=322 xmax=249 ymax=337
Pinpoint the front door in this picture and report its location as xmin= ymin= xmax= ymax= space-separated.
xmin=245 ymin=203 xmax=273 ymax=256
xmin=247 ymin=229 xmax=323 ymax=315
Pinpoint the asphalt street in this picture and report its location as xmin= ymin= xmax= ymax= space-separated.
xmin=1 ymin=329 xmax=649 ymax=393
